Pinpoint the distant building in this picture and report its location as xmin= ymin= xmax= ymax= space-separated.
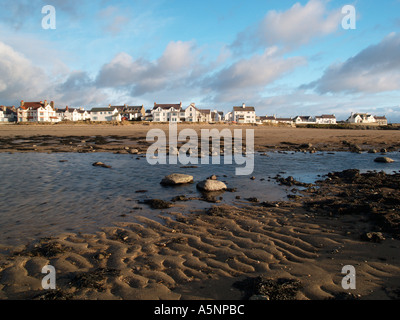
xmin=294 ymin=116 xmax=315 ymax=125
xmin=224 ymin=111 xmax=233 ymax=122
xmin=232 ymin=103 xmax=256 ymax=123
xmin=211 ymin=110 xmax=224 ymax=122
xmin=123 ymin=105 xmax=145 ymax=120
xmin=315 ymin=114 xmax=337 ymax=124
xmin=152 ymin=102 xmax=183 ymax=122
xmin=198 ymin=109 xmax=212 ymax=122
xmin=90 ymin=107 xmax=121 ymax=122
xmin=184 ymin=103 xmax=201 ymax=122
xmin=57 ymin=106 xmax=85 ymax=122
xmin=0 ymin=106 xmax=17 ymax=122
xmin=374 ymin=116 xmax=388 ymax=126
xmin=17 ymin=100 xmax=58 ymax=123
xmin=347 ymin=113 xmax=376 ymax=124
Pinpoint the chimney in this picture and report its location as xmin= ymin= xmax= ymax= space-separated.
xmin=154 ymin=102 xmax=156 ymax=107
xmin=20 ymin=100 xmax=24 ymax=107
xmin=242 ymin=103 xmax=246 ymax=108
xmin=66 ymin=106 xmax=68 ymax=111
xmin=50 ymin=101 xmax=54 ymax=109
xmin=44 ymin=100 xmax=47 ymax=106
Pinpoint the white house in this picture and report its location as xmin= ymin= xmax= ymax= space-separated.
xmin=0 ymin=106 xmax=17 ymax=122
xmin=90 ymin=107 xmax=121 ymax=122
xmin=184 ymin=103 xmax=201 ymax=122
xmin=211 ymin=110 xmax=224 ymax=122
xmin=17 ymin=100 xmax=59 ymax=123
xmin=315 ymin=115 xmax=337 ymax=124
xmin=122 ymin=105 xmax=145 ymax=120
xmin=152 ymin=102 xmax=183 ymax=122
xmin=57 ymin=106 xmax=84 ymax=122
xmin=374 ymin=116 xmax=388 ymax=126
xmin=77 ymin=108 xmax=90 ymax=121
xmin=347 ymin=113 xmax=388 ymax=125
xmin=198 ymin=109 xmax=212 ymax=122
xmin=232 ymin=103 xmax=256 ymax=123
xmin=294 ymin=116 xmax=315 ymax=125
xmin=224 ymin=112 xmax=233 ymax=122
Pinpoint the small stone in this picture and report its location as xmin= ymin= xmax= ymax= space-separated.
xmin=92 ymin=162 xmax=112 ymax=168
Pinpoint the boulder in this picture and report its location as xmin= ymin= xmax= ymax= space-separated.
xmin=92 ymin=162 xmax=112 ymax=168
xmin=374 ymin=157 xmax=395 ymax=163
xmin=161 ymin=173 xmax=194 ymax=185
xmin=197 ymin=179 xmax=227 ymax=192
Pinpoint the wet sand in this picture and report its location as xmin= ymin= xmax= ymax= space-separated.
xmin=0 ymin=168 xmax=399 ymax=300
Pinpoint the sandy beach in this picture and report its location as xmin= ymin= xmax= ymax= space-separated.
xmin=0 ymin=123 xmax=399 ymax=153
xmin=0 ymin=123 xmax=399 ymax=300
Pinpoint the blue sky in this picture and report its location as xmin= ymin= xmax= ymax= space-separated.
xmin=0 ymin=0 xmax=400 ymax=121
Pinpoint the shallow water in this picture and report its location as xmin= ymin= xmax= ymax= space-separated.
xmin=0 ymin=151 xmax=399 ymax=246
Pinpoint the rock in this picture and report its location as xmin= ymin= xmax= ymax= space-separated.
xmin=374 ymin=157 xmax=395 ymax=163
xmin=161 ymin=173 xmax=194 ymax=185
xmin=250 ymin=176 xmax=256 ymax=180
xmin=197 ymin=179 xmax=227 ymax=192
xmin=92 ymin=162 xmax=112 ymax=168
xmin=142 ymin=199 xmax=173 ymax=209
xmin=361 ymin=232 xmax=385 ymax=243
xmin=246 ymin=197 xmax=259 ymax=203
xmin=368 ymin=149 xmax=378 ymax=154
xmin=299 ymin=143 xmax=312 ymax=149
xmin=129 ymin=148 xmax=139 ymax=154
xmin=249 ymin=295 xmax=270 ymax=300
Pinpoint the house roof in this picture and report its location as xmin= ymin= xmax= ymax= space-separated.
xmin=90 ymin=107 xmax=116 ymax=112
xmin=316 ymin=115 xmax=336 ymax=119
xmin=233 ymin=106 xmax=255 ymax=112
xmin=295 ymin=116 xmax=312 ymax=120
xmin=374 ymin=116 xmax=387 ymax=120
xmin=199 ymin=109 xmax=211 ymax=114
xmin=110 ymin=106 xmax=126 ymax=111
xmin=352 ymin=113 xmax=373 ymax=117
xmin=153 ymin=103 xmax=182 ymax=111
xmin=19 ymin=102 xmax=45 ymax=110
xmin=125 ymin=106 xmax=144 ymax=113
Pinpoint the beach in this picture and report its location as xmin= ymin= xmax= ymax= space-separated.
xmin=0 ymin=123 xmax=400 ymax=154
xmin=0 ymin=123 xmax=400 ymax=300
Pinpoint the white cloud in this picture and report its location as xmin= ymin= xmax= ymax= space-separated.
xmin=96 ymin=41 xmax=199 ymax=95
xmin=303 ymin=32 xmax=400 ymax=94
xmin=232 ymin=0 xmax=341 ymax=51
xmin=0 ymin=41 xmax=49 ymax=101
xmin=205 ymin=47 xmax=306 ymax=102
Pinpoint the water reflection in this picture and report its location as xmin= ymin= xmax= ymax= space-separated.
xmin=0 ymin=151 xmax=398 ymax=245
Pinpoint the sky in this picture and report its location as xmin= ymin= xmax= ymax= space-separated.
xmin=0 ymin=0 xmax=400 ymax=122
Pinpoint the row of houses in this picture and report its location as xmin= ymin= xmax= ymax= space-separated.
xmin=259 ymin=113 xmax=388 ymax=126
xmin=0 ymin=100 xmax=388 ymax=126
